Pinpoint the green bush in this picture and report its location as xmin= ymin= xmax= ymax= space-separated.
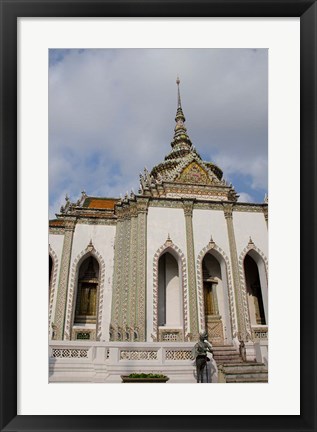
xmin=128 ymin=373 xmax=167 ymax=379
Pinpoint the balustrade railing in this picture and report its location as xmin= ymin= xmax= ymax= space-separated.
xmin=49 ymin=341 xmax=195 ymax=364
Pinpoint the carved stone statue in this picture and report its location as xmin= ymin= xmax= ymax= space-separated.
xmin=192 ymin=330 xmax=213 ymax=383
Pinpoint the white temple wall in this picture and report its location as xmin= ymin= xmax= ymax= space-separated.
xmin=69 ymin=223 xmax=116 ymax=341
xmin=146 ymin=206 xmax=187 ymax=340
xmin=192 ymin=209 xmax=231 ymax=258
xmin=233 ymin=212 xmax=267 ymax=257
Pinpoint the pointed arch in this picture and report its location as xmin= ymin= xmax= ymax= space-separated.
xmin=196 ymin=240 xmax=237 ymax=340
xmin=238 ymin=240 xmax=268 ymax=335
xmin=64 ymin=242 xmax=106 ymax=340
xmin=152 ymin=237 xmax=188 ymax=341
xmin=49 ymin=245 xmax=59 ymax=338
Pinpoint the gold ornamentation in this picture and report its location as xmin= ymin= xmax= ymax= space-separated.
xmin=178 ymin=161 xmax=211 ymax=184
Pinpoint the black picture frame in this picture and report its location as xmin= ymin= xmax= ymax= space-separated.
xmin=0 ymin=1 xmax=316 ymax=431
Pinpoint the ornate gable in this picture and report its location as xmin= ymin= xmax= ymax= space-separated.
xmin=178 ymin=161 xmax=211 ymax=185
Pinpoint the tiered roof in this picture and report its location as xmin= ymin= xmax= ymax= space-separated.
xmin=139 ymin=77 xmax=238 ymax=201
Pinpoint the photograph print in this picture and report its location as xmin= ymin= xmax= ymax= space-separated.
xmin=48 ymin=48 xmax=268 ymax=383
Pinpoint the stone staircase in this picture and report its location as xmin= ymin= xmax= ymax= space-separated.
xmin=213 ymin=345 xmax=268 ymax=383
xmin=212 ymin=345 xmax=244 ymax=364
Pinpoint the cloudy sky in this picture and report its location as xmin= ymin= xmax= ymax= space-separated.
xmin=49 ymin=49 xmax=268 ymax=218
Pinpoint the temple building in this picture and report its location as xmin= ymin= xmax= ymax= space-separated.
xmin=49 ymin=79 xmax=268 ymax=383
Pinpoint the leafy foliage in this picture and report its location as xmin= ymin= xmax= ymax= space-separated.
xmin=127 ymin=373 xmax=167 ymax=379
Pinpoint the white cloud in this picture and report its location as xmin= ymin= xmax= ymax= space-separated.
xmin=237 ymin=192 xmax=255 ymax=203
xmin=49 ymin=48 xmax=268 ymax=214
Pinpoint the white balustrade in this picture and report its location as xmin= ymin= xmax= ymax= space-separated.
xmin=49 ymin=341 xmax=197 ymax=382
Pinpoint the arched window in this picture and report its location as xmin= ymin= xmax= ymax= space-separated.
xmin=244 ymin=253 xmax=266 ymax=325
xmin=75 ymin=256 xmax=99 ymax=324
xmin=158 ymin=251 xmax=182 ymax=327
xmin=49 ymin=255 xmax=53 ymax=295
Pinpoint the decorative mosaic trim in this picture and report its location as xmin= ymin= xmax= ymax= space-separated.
xmin=54 ymin=224 xmax=75 ymax=340
xmin=194 ymin=202 xmax=224 ymax=211
xmin=49 ymin=227 xmax=65 ymax=235
xmin=51 ymin=348 xmax=89 ymax=358
xmin=136 ymin=200 xmax=148 ymax=341
xmin=77 ymin=218 xmax=117 ymax=226
xmin=64 ymin=241 xmax=106 ymax=341
xmin=72 ymin=328 xmax=96 ymax=341
xmin=128 ymin=213 xmax=138 ymax=330
xmin=233 ymin=204 xmax=267 ymax=213
xmin=120 ymin=350 xmax=158 ymax=360
xmin=152 ymin=238 xmax=188 ymax=342
xmin=165 ymin=349 xmax=194 ymax=360
xmin=252 ymin=326 xmax=268 ymax=340
xmin=183 ymin=201 xmax=199 ymax=340
xmin=223 ymin=204 xmax=248 ymax=340
xmin=196 ymin=240 xmax=237 ymax=338
xmin=49 ymin=245 xmax=59 ymax=338
xmin=149 ymin=200 xmax=184 ymax=208
xmin=238 ymin=239 xmax=268 ymax=339
xmin=159 ymin=329 xmax=183 ymax=342
xmin=111 ymin=218 xmax=124 ymax=336
xmin=121 ymin=218 xmax=131 ymax=328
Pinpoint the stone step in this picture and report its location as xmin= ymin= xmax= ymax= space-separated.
xmin=213 ymin=346 xmax=239 ymax=351
xmin=214 ymin=359 xmax=243 ymax=364
xmin=220 ymin=363 xmax=266 ymax=372
xmin=219 ymin=362 xmax=268 ymax=383
xmin=213 ymin=352 xmax=241 ymax=358
xmin=226 ymin=376 xmax=268 ymax=383
xmin=225 ymin=371 xmax=268 ymax=378
xmin=213 ymin=354 xmax=242 ymax=362
xmin=216 ymin=359 xmax=244 ymax=364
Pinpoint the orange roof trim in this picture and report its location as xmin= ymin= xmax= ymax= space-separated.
xmin=49 ymin=219 xmax=65 ymax=227
xmin=84 ymin=198 xmax=118 ymax=210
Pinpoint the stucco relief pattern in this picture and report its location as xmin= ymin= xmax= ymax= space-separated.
xmin=196 ymin=241 xmax=237 ymax=337
xmin=238 ymin=240 xmax=268 ymax=339
xmin=49 ymin=245 xmax=59 ymax=338
xmin=152 ymin=238 xmax=188 ymax=342
xmin=54 ymin=222 xmax=74 ymax=340
xmin=64 ymin=242 xmax=106 ymax=341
